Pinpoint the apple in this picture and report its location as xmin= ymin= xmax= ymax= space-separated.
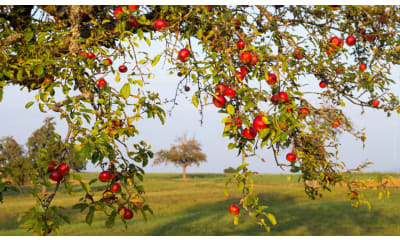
xmin=240 ymin=52 xmax=251 ymax=64
xmin=253 ymin=116 xmax=268 ymax=132
xmin=114 ymin=8 xmax=124 ymax=19
xmin=124 ymin=208 xmax=134 ymax=219
xmin=237 ymin=39 xmax=245 ymax=49
xmin=212 ymin=95 xmax=226 ymax=108
xmin=128 ymin=5 xmax=139 ymax=11
xmin=372 ymin=99 xmax=380 ymax=107
xmin=319 ymin=81 xmax=327 ymax=88
xmin=44 ymin=77 xmax=53 ymax=84
xmin=98 ymin=79 xmax=107 ymax=88
xmin=294 ymin=47 xmax=304 ymax=59
xmin=225 ymin=88 xmax=236 ymax=98
xmin=332 ymin=120 xmax=340 ymax=128
xmin=234 ymin=117 xmax=242 ymax=127
xmin=267 ymin=73 xmax=277 ymax=85
xmin=329 ymin=36 xmax=343 ymax=47
xmin=178 ymin=48 xmax=191 ymax=62
xmin=299 ymin=107 xmax=309 ymax=116
xmin=184 ymin=86 xmax=190 ymax=92
xmin=229 ymin=205 xmax=240 ymax=215
xmin=154 ymin=19 xmax=168 ymax=29
xmin=359 ymin=63 xmax=367 ymax=71
xmin=249 ymin=53 xmax=259 ymax=65
xmin=240 ymin=65 xmax=250 ymax=74
xmin=346 ymin=35 xmax=356 ymax=46
xmin=243 ymin=127 xmax=257 ymax=139
xmin=286 ymin=153 xmax=296 ymax=162
xmin=225 ymin=121 xmax=232 ymax=126
xmin=126 ymin=17 xmax=138 ymax=29
xmin=50 ymin=171 xmax=63 ymax=182
xmin=99 ymin=171 xmax=112 ymax=182
xmin=215 ymin=84 xmax=227 ymax=95
xmin=119 ymin=65 xmax=128 ymax=73
xmin=86 ymin=52 xmax=95 ymax=59
xmin=47 ymin=161 xmax=57 ymax=173
xmin=367 ymin=34 xmax=376 ymax=42
xmin=57 ymin=163 xmax=70 ymax=176
xmin=271 ymin=94 xmax=279 ymax=104
xmin=111 ymin=183 xmax=121 ymax=193
xmin=104 ymin=58 xmax=112 ymax=65
xmin=236 ymin=71 xmax=244 ymax=80
xmin=278 ymin=91 xmax=288 ymax=102
xmin=232 ymin=19 xmax=241 ymax=27
xmin=351 ymin=190 xmax=358 ymax=197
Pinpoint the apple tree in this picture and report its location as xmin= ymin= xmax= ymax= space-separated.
xmin=0 ymin=5 xmax=399 ymax=234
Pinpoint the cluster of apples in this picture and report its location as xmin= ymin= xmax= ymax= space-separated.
xmin=98 ymin=170 xmax=135 ymax=220
xmin=48 ymin=162 xmax=70 ymax=182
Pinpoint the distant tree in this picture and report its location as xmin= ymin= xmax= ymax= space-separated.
xmin=26 ymin=117 xmax=86 ymax=172
xmin=154 ymin=134 xmax=207 ymax=180
xmin=224 ymin=167 xmax=236 ymax=174
xmin=0 ymin=136 xmax=32 ymax=185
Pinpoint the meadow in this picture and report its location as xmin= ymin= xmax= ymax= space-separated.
xmin=0 ymin=172 xmax=399 ymax=236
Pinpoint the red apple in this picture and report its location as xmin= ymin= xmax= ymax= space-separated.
xmin=299 ymin=107 xmax=309 ymax=116
xmin=249 ymin=53 xmax=259 ymax=66
xmin=351 ymin=190 xmax=358 ymax=197
xmin=178 ymin=48 xmax=191 ymax=62
xmin=47 ymin=161 xmax=57 ymax=173
xmin=372 ymin=99 xmax=380 ymax=107
xmin=286 ymin=153 xmax=296 ymax=162
xmin=128 ymin=5 xmax=139 ymax=11
xmin=267 ymin=73 xmax=277 ymax=85
xmin=126 ymin=17 xmax=138 ymax=29
xmin=104 ymin=58 xmax=112 ymax=65
xmin=98 ymin=79 xmax=107 ymax=88
xmin=240 ymin=52 xmax=251 ymax=64
xmin=359 ymin=63 xmax=367 ymax=71
xmin=243 ymin=127 xmax=257 ymax=139
xmin=278 ymin=92 xmax=288 ymax=102
xmin=234 ymin=117 xmax=242 ymax=127
xmin=240 ymin=65 xmax=250 ymax=74
xmin=253 ymin=116 xmax=268 ymax=132
xmin=237 ymin=39 xmax=245 ymax=49
xmin=215 ymin=84 xmax=227 ymax=95
xmin=225 ymin=88 xmax=236 ymax=98
xmin=367 ymin=34 xmax=376 ymax=42
xmin=111 ymin=183 xmax=121 ymax=193
xmin=346 ymin=35 xmax=356 ymax=46
xmin=271 ymin=94 xmax=279 ymax=104
xmin=184 ymin=86 xmax=190 ymax=92
xmin=58 ymin=163 xmax=69 ymax=176
xmin=119 ymin=65 xmax=128 ymax=73
xmin=44 ymin=77 xmax=53 ymax=84
xmin=99 ymin=171 xmax=112 ymax=182
xmin=50 ymin=171 xmax=63 ymax=182
xmin=114 ymin=8 xmax=124 ymax=19
xmin=154 ymin=19 xmax=168 ymax=29
xmin=236 ymin=71 xmax=244 ymax=80
xmin=329 ymin=36 xmax=343 ymax=47
xmin=332 ymin=120 xmax=340 ymax=128
xmin=319 ymin=81 xmax=327 ymax=88
xmin=212 ymin=95 xmax=226 ymax=108
xmin=124 ymin=208 xmax=133 ymax=219
xmin=229 ymin=205 xmax=240 ymax=215
xmin=86 ymin=52 xmax=95 ymax=59
xmin=232 ymin=19 xmax=241 ymax=27
xmin=294 ymin=47 xmax=304 ymax=59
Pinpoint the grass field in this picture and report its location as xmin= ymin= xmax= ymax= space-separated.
xmin=0 ymin=172 xmax=399 ymax=236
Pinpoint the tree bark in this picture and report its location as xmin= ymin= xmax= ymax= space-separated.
xmin=182 ymin=165 xmax=187 ymax=180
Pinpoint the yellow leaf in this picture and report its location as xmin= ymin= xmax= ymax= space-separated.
xmin=115 ymin=72 xmax=120 ymax=83
xmin=127 ymin=178 xmax=132 ymax=186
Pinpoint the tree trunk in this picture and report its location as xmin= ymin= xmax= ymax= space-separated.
xmin=182 ymin=165 xmax=187 ymax=180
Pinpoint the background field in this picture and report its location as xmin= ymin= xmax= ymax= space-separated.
xmin=0 ymin=172 xmax=399 ymax=236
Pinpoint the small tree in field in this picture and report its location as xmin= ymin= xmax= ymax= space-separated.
xmin=153 ymin=134 xmax=207 ymax=180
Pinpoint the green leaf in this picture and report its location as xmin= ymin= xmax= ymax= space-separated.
xmin=80 ymin=181 xmax=90 ymax=193
xmin=105 ymin=211 xmax=117 ymax=228
xmin=25 ymin=101 xmax=34 ymax=109
xmin=192 ymin=95 xmax=199 ymax=108
xmin=24 ymin=31 xmax=33 ymax=42
xmin=120 ymin=83 xmax=131 ymax=99
xmin=227 ymin=104 xmax=235 ymax=115
xmin=86 ymin=206 xmax=95 ymax=226
xmin=152 ymin=54 xmax=161 ymax=67
xmin=235 ymin=163 xmax=248 ymax=173
xmin=266 ymin=213 xmax=277 ymax=225
xmin=137 ymin=28 xmax=144 ymax=39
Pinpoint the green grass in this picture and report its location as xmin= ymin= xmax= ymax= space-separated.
xmin=0 ymin=172 xmax=399 ymax=236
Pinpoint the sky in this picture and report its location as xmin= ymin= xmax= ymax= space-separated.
xmin=0 ymin=4 xmax=399 ymax=175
